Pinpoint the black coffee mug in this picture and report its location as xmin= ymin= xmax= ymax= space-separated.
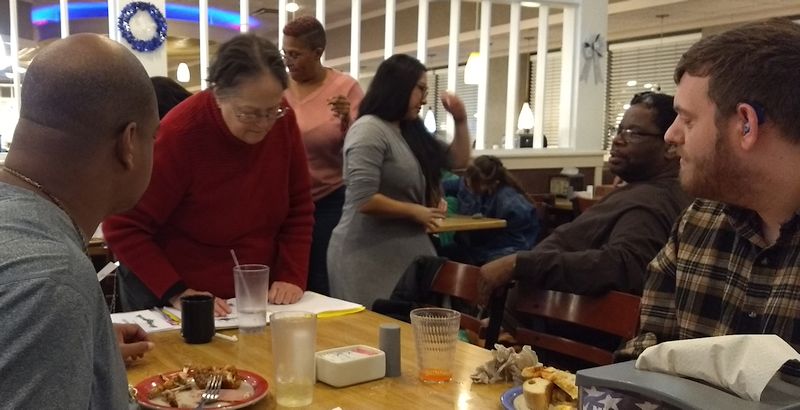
xmin=181 ymin=295 xmax=214 ymax=344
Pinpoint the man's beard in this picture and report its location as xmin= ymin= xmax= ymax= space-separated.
xmin=680 ymin=129 xmax=750 ymax=205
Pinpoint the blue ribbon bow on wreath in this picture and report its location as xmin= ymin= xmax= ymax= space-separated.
xmin=580 ymin=33 xmax=605 ymax=84
xmin=117 ymin=2 xmax=168 ymax=52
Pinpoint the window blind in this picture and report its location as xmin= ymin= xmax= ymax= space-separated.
xmin=604 ymin=34 xmax=700 ymax=150
xmin=529 ymin=51 xmax=561 ymax=148
xmin=429 ymin=65 xmax=478 ymax=142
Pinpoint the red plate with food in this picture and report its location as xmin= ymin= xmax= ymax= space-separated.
xmin=134 ymin=365 xmax=269 ymax=409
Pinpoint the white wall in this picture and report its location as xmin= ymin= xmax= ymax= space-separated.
xmin=561 ymin=0 xmax=608 ymax=151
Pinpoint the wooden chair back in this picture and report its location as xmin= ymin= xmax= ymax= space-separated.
xmin=572 ymin=196 xmax=600 ymax=216
xmin=429 ymin=261 xmax=507 ymax=348
xmin=512 ymin=290 xmax=641 ymax=366
xmin=529 ymin=193 xmax=557 ymax=243
xmin=593 ymin=184 xmax=617 ymax=198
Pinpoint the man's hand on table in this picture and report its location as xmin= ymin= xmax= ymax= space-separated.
xmin=114 ymin=323 xmax=154 ymax=365
xmin=479 ymin=254 xmax=517 ymax=304
xmin=169 ymin=288 xmax=232 ymax=316
xmin=269 ymin=281 xmax=303 ymax=304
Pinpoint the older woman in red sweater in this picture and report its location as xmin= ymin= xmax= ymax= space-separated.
xmin=104 ymin=34 xmax=313 ymax=315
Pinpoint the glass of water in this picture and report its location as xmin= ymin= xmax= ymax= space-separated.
xmin=233 ymin=264 xmax=269 ymax=333
xmin=270 ymin=311 xmax=316 ymax=407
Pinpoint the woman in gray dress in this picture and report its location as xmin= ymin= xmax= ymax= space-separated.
xmin=327 ymin=54 xmax=471 ymax=307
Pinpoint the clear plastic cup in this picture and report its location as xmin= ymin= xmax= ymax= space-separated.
xmin=410 ymin=307 xmax=461 ymax=383
xmin=271 ymin=311 xmax=316 ymax=407
xmin=233 ymin=264 xmax=269 ymax=333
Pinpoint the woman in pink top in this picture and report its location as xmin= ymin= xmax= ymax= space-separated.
xmin=283 ymin=16 xmax=364 ymax=295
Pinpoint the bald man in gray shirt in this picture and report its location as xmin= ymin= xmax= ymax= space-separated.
xmin=0 ymin=33 xmax=159 ymax=408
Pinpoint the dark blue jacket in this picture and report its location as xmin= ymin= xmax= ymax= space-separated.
xmin=443 ymin=178 xmax=539 ymax=264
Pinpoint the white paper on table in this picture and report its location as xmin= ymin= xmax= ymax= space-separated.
xmin=636 ymin=334 xmax=800 ymax=401
xmin=226 ymin=291 xmax=365 ymax=322
xmin=265 ymin=291 xmax=364 ymax=319
xmin=110 ymin=310 xmax=178 ymax=333
xmin=156 ymin=291 xmax=363 ymax=330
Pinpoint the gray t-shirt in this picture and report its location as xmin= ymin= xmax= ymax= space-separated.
xmin=0 ymin=183 xmax=129 ymax=409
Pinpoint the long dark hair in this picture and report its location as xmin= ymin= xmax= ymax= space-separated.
xmin=465 ymin=155 xmax=534 ymax=204
xmin=150 ymin=76 xmax=192 ymax=119
xmin=358 ymin=54 xmax=448 ymax=206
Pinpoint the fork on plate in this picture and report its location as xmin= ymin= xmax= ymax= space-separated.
xmin=195 ymin=374 xmax=222 ymax=409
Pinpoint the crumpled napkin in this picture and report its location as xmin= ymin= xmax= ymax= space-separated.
xmin=471 ymin=344 xmax=539 ymax=384
xmin=636 ymin=334 xmax=800 ymax=401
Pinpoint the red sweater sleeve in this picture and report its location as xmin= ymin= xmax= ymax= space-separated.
xmin=272 ymin=108 xmax=314 ymax=289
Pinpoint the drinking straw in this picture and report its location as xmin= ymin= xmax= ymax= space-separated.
xmin=230 ymin=249 xmax=241 ymax=267
xmin=230 ymin=249 xmax=246 ymax=306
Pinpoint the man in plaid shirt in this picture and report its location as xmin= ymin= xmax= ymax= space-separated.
xmin=617 ymin=18 xmax=800 ymax=360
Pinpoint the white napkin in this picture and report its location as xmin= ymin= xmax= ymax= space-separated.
xmin=471 ymin=344 xmax=539 ymax=384
xmin=636 ymin=334 xmax=800 ymax=401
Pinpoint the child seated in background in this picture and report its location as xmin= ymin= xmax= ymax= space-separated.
xmin=440 ymin=155 xmax=539 ymax=265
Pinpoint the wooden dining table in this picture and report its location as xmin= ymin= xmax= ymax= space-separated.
xmin=430 ymin=215 xmax=507 ymax=234
xmin=126 ymin=310 xmax=513 ymax=409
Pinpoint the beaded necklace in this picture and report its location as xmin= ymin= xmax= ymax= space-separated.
xmin=2 ymin=165 xmax=89 ymax=253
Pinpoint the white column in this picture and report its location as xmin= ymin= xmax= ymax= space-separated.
xmin=60 ymin=0 xmax=69 ymax=38
xmin=199 ymin=0 xmax=209 ymax=89
xmin=107 ymin=0 xmax=117 ymax=41
xmin=504 ymin=3 xmax=521 ymax=149
xmin=117 ymin=0 xmax=168 ymax=77
xmin=384 ymin=0 xmax=395 ymax=60
xmin=9 ymin=0 xmax=20 ymax=114
xmin=316 ymin=0 xmax=326 ymax=63
xmin=559 ymin=7 xmax=577 ymax=148
xmin=350 ymin=0 xmax=361 ymax=80
xmin=446 ymin=0 xmax=460 ymax=138
xmin=475 ymin=0 xmax=491 ymax=149
xmin=278 ymin=0 xmax=287 ymax=49
xmin=416 ymin=0 xmax=429 ymax=64
xmin=560 ymin=1 xmax=607 ymax=151
xmin=534 ymin=5 xmax=549 ymax=148
xmin=240 ymin=0 xmax=249 ymax=32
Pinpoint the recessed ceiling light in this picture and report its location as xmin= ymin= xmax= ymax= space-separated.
xmin=286 ymin=2 xmax=300 ymax=13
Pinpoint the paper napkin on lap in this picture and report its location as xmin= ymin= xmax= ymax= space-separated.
xmin=636 ymin=334 xmax=800 ymax=401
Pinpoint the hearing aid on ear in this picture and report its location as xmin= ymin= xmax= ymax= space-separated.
xmin=744 ymin=100 xmax=766 ymax=125
xmin=744 ymin=123 xmax=751 ymax=134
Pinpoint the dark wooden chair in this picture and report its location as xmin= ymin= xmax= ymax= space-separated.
xmin=572 ymin=196 xmax=601 ymax=217
xmin=593 ymin=184 xmax=617 ymax=198
xmin=529 ymin=193 xmax=558 ymax=243
xmin=512 ymin=289 xmax=641 ymax=366
xmin=429 ymin=260 xmax=508 ymax=349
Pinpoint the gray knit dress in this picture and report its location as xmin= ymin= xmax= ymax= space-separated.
xmin=327 ymin=115 xmax=436 ymax=307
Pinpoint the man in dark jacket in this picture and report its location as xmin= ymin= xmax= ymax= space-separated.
xmin=481 ymin=92 xmax=692 ymax=297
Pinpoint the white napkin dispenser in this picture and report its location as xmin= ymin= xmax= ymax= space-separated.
xmin=316 ymin=345 xmax=386 ymax=387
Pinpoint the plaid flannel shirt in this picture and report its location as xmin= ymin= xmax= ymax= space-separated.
xmin=616 ymin=199 xmax=800 ymax=360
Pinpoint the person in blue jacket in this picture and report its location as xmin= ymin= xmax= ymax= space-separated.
xmin=441 ymin=155 xmax=539 ymax=265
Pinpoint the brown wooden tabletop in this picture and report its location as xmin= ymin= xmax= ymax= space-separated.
xmin=430 ymin=215 xmax=507 ymax=233
xmin=126 ymin=310 xmax=512 ymax=409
